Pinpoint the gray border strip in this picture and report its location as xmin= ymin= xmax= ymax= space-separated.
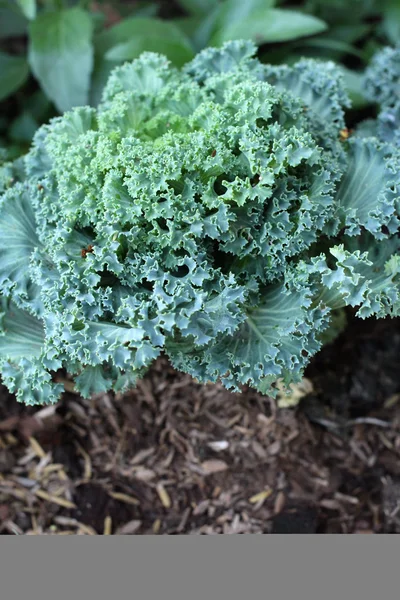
xmin=1 ymin=537 xmax=396 ymax=600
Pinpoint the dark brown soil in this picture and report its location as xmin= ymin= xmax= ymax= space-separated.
xmin=1 ymin=317 xmax=400 ymax=535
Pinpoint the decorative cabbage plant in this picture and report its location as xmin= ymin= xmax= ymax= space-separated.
xmin=1 ymin=40 xmax=400 ymax=405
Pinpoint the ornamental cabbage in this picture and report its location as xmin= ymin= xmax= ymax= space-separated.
xmin=1 ymin=40 xmax=400 ymax=405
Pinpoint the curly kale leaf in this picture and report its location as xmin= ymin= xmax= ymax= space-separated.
xmin=363 ymin=46 xmax=400 ymax=147
xmin=364 ymin=45 xmax=400 ymax=110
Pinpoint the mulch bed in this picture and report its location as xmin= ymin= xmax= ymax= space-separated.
xmin=1 ymin=317 xmax=400 ymax=534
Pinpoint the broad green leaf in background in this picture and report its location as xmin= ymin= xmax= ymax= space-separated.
xmin=214 ymin=0 xmax=276 ymax=29
xmin=173 ymin=16 xmax=203 ymax=40
xmin=363 ymin=37 xmax=385 ymax=63
xmin=296 ymin=37 xmax=366 ymax=60
xmin=106 ymin=38 xmax=194 ymax=65
xmin=0 ymin=51 xmax=29 ymax=102
xmin=339 ymin=66 xmax=368 ymax=109
xmin=95 ymin=15 xmax=167 ymax=56
xmin=302 ymin=0 xmax=377 ymax=24
xmin=382 ymin=0 xmax=400 ymax=45
xmin=326 ymin=24 xmax=372 ymax=45
xmin=28 ymin=8 xmax=94 ymax=113
xmin=114 ymin=1 xmax=158 ymax=19
xmin=15 ymin=0 xmax=36 ymax=20
xmin=178 ymin=0 xmax=217 ymax=16
xmin=211 ymin=8 xmax=327 ymax=46
xmin=23 ymin=89 xmax=52 ymax=122
xmin=9 ymin=111 xmax=38 ymax=143
xmin=190 ymin=3 xmax=221 ymax=51
xmin=182 ymin=0 xmax=277 ymax=52
xmin=90 ymin=58 xmax=115 ymax=107
xmin=0 ymin=4 xmax=27 ymax=39
xmin=292 ymin=25 xmax=370 ymax=62
xmin=104 ymin=18 xmax=195 ymax=66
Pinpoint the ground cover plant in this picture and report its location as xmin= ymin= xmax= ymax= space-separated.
xmin=1 ymin=38 xmax=400 ymax=405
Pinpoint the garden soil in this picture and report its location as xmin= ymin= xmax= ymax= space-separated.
xmin=1 ymin=316 xmax=400 ymax=534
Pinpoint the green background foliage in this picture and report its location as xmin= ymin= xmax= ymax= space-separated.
xmin=1 ymin=0 xmax=397 ymax=154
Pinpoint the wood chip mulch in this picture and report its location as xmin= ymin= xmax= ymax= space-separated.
xmin=1 ymin=318 xmax=400 ymax=534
